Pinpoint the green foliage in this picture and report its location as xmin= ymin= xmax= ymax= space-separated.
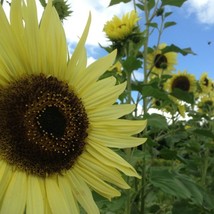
xmin=109 ymin=0 xmax=131 ymax=6
xmin=161 ymin=0 xmax=187 ymax=7
xmin=99 ymin=0 xmax=214 ymax=213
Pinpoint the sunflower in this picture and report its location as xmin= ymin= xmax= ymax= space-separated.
xmin=0 ymin=1 xmax=147 ymax=213
xmin=103 ymin=10 xmax=140 ymax=41
xmin=147 ymin=43 xmax=177 ymax=77
xmin=164 ymin=71 xmax=196 ymax=93
xmin=198 ymin=96 xmax=214 ymax=115
xmin=199 ymin=72 xmax=212 ymax=93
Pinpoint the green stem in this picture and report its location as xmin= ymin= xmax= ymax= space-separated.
xmin=201 ymin=148 xmax=209 ymax=187
xmin=141 ymin=1 xmax=150 ymax=213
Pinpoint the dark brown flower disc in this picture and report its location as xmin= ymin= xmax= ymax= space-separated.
xmin=154 ymin=54 xmax=168 ymax=69
xmin=172 ymin=76 xmax=190 ymax=92
xmin=0 ymin=74 xmax=88 ymax=176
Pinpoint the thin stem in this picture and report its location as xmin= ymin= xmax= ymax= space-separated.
xmin=201 ymin=148 xmax=209 ymax=187
xmin=141 ymin=0 xmax=150 ymax=213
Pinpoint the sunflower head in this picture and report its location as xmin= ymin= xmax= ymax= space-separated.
xmin=199 ymin=72 xmax=212 ymax=94
xmin=103 ymin=10 xmax=140 ymax=41
xmin=198 ymin=96 xmax=214 ymax=115
xmin=164 ymin=71 xmax=196 ymax=93
xmin=0 ymin=1 xmax=147 ymax=213
xmin=147 ymin=43 xmax=177 ymax=77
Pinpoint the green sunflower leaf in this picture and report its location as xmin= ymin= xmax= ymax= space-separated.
xmin=109 ymin=0 xmax=131 ymax=6
xmin=122 ymin=56 xmax=142 ymax=73
xmin=150 ymin=167 xmax=204 ymax=205
xmin=164 ymin=21 xmax=177 ymax=29
xmin=144 ymin=113 xmax=168 ymax=130
xmin=161 ymin=0 xmax=187 ymax=7
xmin=162 ymin=44 xmax=196 ymax=55
xmin=171 ymin=88 xmax=194 ymax=104
xmin=192 ymin=129 xmax=214 ymax=139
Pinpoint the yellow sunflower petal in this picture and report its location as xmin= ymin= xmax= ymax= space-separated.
xmin=87 ymin=143 xmax=141 ymax=178
xmin=58 ymin=176 xmax=79 ymax=214
xmin=88 ymin=104 xmax=136 ymax=120
xmin=68 ymin=171 xmax=99 ymax=214
xmin=39 ymin=0 xmax=67 ymax=77
xmin=45 ymin=177 xmax=70 ymax=214
xmin=1 ymin=170 xmax=27 ymax=214
xmin=73 ymin=50 xmax=117 ymax=95
xmin=79 ymin=153 xmax=130 ymax=189
xmin=89 ymin=131 xmax=146 ymax=148
xmin=74 ymin=164 xmax=121 ymax=200
xmin=83 ymin=81 xmax=126 ymax=109
xmin=26 ymin=176 xmax=44 ymax=214
xmin=0 ymin=161 xmax=12 ymax=201
xmin=92 ymin=119 xmax=147 ymax=135
xmin=66 ymin=13 xmax=91 ymax=82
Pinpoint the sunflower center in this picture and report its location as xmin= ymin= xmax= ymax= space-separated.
xmin=0 ymin=74 xmax=88 ymax=176
xmin=172 ymin=76 xmax=190 ymax=92
xmin=154 ymin=54 xmax=168 ymax=69
xmin=37 ymin=106 xmax=66 ymax=138
xmin=203 ymin=77 xmax=209 ymax=86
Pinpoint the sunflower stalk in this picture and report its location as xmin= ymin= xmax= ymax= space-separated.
xmin=140 ymin=0 xmax=150 ymax=213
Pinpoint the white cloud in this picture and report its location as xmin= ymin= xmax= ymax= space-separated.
xmin=186 ymin=0 xmax=214 ymax=25
xmin=63 ymin=0 xmax=134 ymax=46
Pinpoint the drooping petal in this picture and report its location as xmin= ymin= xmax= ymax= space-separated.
xmin=74 ymin=165 xmax=121 ymax=200
xmin=86 ymin=143 xmax=141 ymax=178
xmin=68 ymin=171 xmax=99 ymax=214
xmin=1 ymin=170 xmax=27 ymax=214
xmin=26 ymin=176 xmax=44 ymax=214
xmin=45 ymin=176 xmax=71 ymax=214
xmin=78 ymin=152 xmax=130 ymax=189
xmin=58 ymin=176 xmax=80 ymax=214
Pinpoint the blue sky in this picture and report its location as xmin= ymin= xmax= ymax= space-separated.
xmin=160 ymin=1 xmax=214 ymax=79
xmin=4 ymin=0 xmax=213 ymax=80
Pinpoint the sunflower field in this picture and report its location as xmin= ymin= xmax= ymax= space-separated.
xmin=0 ymin=0 xmax=214 ymax=214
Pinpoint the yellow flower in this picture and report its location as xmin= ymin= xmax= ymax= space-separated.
xmin=198 ymin=96 xmax=214 ymax=115
xmin=0 ymin=1 xmax=147 ymax=213
xmin=108 ymin=61 xmax=123 ymax=75
xmin=199 ymin=72 xmax=212 ymax=93
xmin=103 ymin=10 xmax=140 ymax=41
xmin=164 ymin=71 xmax=196 ymax=93
xmin=147 ymin=43 xmax=177 ymax=77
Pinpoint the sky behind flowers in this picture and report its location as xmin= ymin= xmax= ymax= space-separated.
xmin=3 ymin=0 xmax=214 ymax=79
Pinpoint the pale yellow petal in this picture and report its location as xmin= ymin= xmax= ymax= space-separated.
xmin=83 ymin=81 xmax=126 ymax=109
xmin=10 ymin=0 xmax=24 ymax=34
xmin=1 ymin=170 xmax=27 ymax=214
xmin=22 ymin=0 xmax=41 ymax=74
xmin=74 ymin=50 xmax=117 ymax=95
xmin=0 ymin=2 xmax=23 ymax=79
xmin=88 ymin=104 xmax=136 ymax=120
xmin=66 ymin=14 xmax=91 ymax=82
xmin=78 ymin=75 xmax=116 ymax=97
xmin=0 ymin=161 xmax=12 ymax=202
xmin=68 ymin=171 xmax=99 ymax=214
xmin=86 ymin=143 xmax=141 ymax=178
xmin=45 ymin=176 xmax=70 ymax=214
xmin=58 ymin=176 xmax=80 ymax=214
xmin=78 ymin=153 xmax=130 ymax=189
xmin=88 ymin=131 xmax=146 ymax=148
xmin=74 ymin=165 xmax=121 ymax=200
xmin=91 ymin=119 xmax=147 ymax=135
xmin=26 ymin=176 xmax=44 ymax=214
xmin=39 ymin=0 xmax=67 ymax=77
